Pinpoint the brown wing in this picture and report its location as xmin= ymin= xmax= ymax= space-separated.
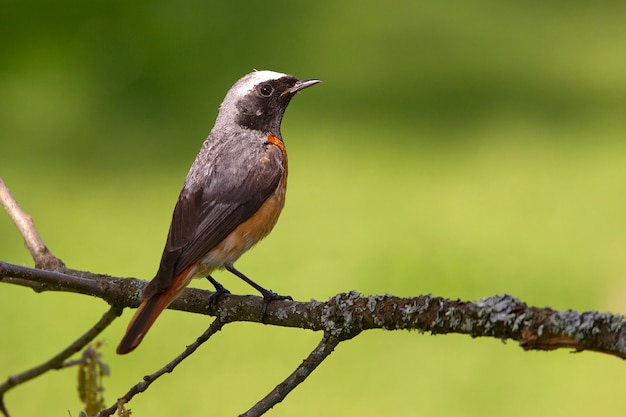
xmin=143 ymin=143 xmax=284 ymax=299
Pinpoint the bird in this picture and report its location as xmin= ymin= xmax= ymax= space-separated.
xmin=116 ymin=70 xmax=320 ymax=354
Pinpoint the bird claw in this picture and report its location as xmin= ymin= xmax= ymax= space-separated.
xmin=259 ymin=290 xmax=293 ymax=320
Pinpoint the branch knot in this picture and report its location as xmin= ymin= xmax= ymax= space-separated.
xmin=321 ymin=291 xmax=368 ymax=340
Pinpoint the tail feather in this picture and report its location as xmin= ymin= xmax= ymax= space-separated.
xmin=117 ymin=266 xmax=197 ymax=354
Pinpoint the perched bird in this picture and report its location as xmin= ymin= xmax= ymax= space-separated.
xmin=117 ymin=70 xmax=320 ymax=354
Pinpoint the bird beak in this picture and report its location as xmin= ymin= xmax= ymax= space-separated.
xmin=287 ymin=78 xmax=321 ymax=94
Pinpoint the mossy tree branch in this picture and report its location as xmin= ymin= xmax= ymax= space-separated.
xmin=1 ymin=176 xmax=624 ymax=417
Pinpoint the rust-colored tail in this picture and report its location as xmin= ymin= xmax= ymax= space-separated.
xmin=117 ymin=267 xmax=196 ymax=354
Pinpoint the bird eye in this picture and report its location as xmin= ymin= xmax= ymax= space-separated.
xmin=259 ymin=84 xmax=273 ymax=97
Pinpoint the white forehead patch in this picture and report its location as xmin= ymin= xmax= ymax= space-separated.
xmin=231 ymin=70 xmax=288 ymax=98
xmin=248 ymin=70 xmax=288 ymax=84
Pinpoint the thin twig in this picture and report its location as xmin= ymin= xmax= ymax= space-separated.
xmin=0 ymin=306 xmax=123 ymax=417
xmin=240 ymin=333 xmax=342 ymax=417
xmin=95 ymin=317 xmax=227 ymax=417
xmin=0 ymin=399 xmax=9 ymax=417
xmin=0 ymin=177 xmax=64 ymax=270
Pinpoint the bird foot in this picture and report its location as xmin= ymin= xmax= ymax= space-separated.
xmin=206 ymin=276 xmax=231 ymax=308
xmin=259 ymin=289 xmax=293 ymax=320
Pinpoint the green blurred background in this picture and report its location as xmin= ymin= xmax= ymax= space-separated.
xmin=1 ymin=0 xmax=625 ymax=415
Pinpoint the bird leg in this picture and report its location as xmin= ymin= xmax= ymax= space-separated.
xmin=206 ymin=275 xmax=230 ymax=308
xmin=224 ymin=264 xmax=292 ymax=319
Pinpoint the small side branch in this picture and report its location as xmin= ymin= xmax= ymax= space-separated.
xmin=95 ymin=317 xmax=226 ymax=417
xmin=0 ymin=306 xmax=123 ymax=417
xmin=0 ymin=177 xmax=64 ymax=270
xmin=240 ymin=332 xmax=342 ymax=417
